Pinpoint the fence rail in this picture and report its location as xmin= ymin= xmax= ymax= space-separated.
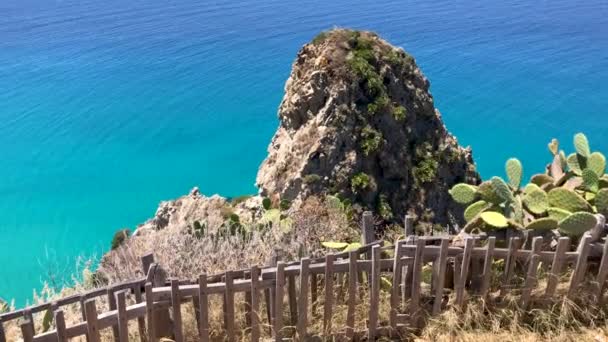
xmin=2 ymin=213 xmax=608 ymax=341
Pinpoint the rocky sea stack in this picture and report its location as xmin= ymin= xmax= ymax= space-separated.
xmin=257 ymin=29 xmax=478 ymax=227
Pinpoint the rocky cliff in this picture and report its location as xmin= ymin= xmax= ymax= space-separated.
xmin=256 ymin=29 xmax=478 ymax=227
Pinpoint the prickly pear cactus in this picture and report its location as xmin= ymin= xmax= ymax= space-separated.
xmin=548 ymin=188 xmax=592 ymax=213
xmin=526 ymin=217 xmax=558 ymax=231
xmin=559 ymin=211 xmax=597 ymax=236
xmin=464 ymin=200 xmax=489 ymax=222
xmin=480 ymin=211 xmax=508 ymax=228
xmin=523 ymin=189 xmax=548 ymax=214
xmin=448 ymin=183 xmax=478 ymax=204
xmin=588 ymin=152 xmax=606 ymax=176
xmin=506 ymin=158 xmax=523 ymax=189
xmin=449 ymin=132 xmax=607 ymax=238
xmin=547 ymin=207 xmax=572 ymax=221
xmin=491 ymin=176 xmax=513 ymax=203
xmin=574 ymin=133 xmax=591 ymax=158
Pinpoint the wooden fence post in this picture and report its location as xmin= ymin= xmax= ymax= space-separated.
xmin=545 ymin=237 xmax=570 ymax=298
xmin=368 ymin=245 xmax=381 ymax=341
xmin=346 ymin=251 xmax=358 ymax=340
xmin=171 ymin=279 xmax=184 ymax=342
xmin=115 ymin=290 xmax=129 ymax=342
xmin=500 ymin=237 xmax=521 ymax=296
xmin=568 ymin=234 xmax=592 ymax=299
xmin=594 ymin=236 xmax=608 ymax=300
xmin=404 ymin=215 xmax=414 ymax=237
xmin=84 ymin=299 xmax=101 ymax=342
xmin=390 ymin=241 xmax=404 ymax=328
xmin=144 ymin=282 xmax=156 ymax=342
xmin=323 ymin=254 xmax=335 ymax=336
xmin=141 ymin=254 xmax=155 ymax=276
xmin=55 ymin=309 xmax=68 ymax=342
xmin=133 ymin=283 xmax=147 ymax=342
xmin=20 ymin=319 xmax=34 ymax=342
xmin=22 ymin=309 xmax=34 ymax=338
xmin=297 ymin=258 xmax=310 ymax=339
xmin=0 ymin=319 xmax=5 ymax=342
xmin=250 ymin=267 xmax=261 ymax=342
xmin=198 ymin=275 xmax=209 ymax=342
xmin=432 ymin=238 xmax=449 ymax=315
xmin=274 ymin=262 xmax=286 ymax=342
xmin=410 ymin=238 xmax=425 ymax=326
xmin=455 ymin=238 xmax=473 ymax=308
xmin=223 ymin=272 xmax=235 ymax=342
xmin=287 ymin=274 xmax=298 ymax=327
xmin=480 ymin=237 xmax=496 ymax=299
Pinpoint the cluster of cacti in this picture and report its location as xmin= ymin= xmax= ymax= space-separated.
xmin=449 ymin=133 xmax=606 ymax=237
xmin=259 ymin=197 xmax=293 ymax=233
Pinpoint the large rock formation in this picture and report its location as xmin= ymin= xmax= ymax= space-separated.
xmin=256 ymin=29 xmax=478 ymax=227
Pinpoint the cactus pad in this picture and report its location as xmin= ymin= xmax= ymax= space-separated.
xmin=512 ymin=196 xmax=524 ymax=224
xmin=523 ymin=189 xmax=549 ymax=214
xmin=574 ymin=132 xmax=591 ymax=158
xmin=583 ymin=168 xmax=599 ymax=192
xmin=596 ymin=189 xmax=608 ymax=216
xmin=449 ymin=183 xmax=478 ymax=204
xmin=548 ymin=138 xmax=559 ymax=156
xmin=530 ymin=174 xmax=554 ymax=187
xmin=547 ymin=207 xmax=572 ymax=221
xmin=524 ymin=183 xmax=542 ymax=194
xmin=478 ymin=181 xmax=502 ymax=204
xmin=559 ymin=211 xmax=597 ymax=237
xmin=480 ymin=211 xmax=509 ymax=228
xmin=505 ymin=158 xmax=523 ymax=189
xmin=548 ymin=188 xmax=592 ymax=213
xmin=567 ymin=153 xmax=586 ymax=175
xmin=491 ymin=176 xmax=514 ymax=203
xmin=464 ymin=200 xmax=489 ymax=222
xmin=588 ymin=152 xmax=606 ymax=176
xmin=526 ymin=217 xmax=558 ymax=231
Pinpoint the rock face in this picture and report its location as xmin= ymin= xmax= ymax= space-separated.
xmin=256 ymin=29 xmax=478 ymax=226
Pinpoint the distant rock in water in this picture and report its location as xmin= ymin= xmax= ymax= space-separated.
xmin=256 ymin=29 xmax=478 ymax=226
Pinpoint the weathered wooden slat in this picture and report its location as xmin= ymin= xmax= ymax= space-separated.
xmin=144 ymin=283 xmax=156 ymax=342
xmin=345 ymin=251 xmax=357 ymax=340
xmin=54 ymin=310 xmax=68 ymax=342
xmin=132 ymin=283 xmax=147 ymax=342
xmin=250 ymin=267 xmax=261 ymax=342
xmin=409 ymin=238 xmax=425 ymax=326
xmin=480 ymin=237 xmax=496 ymax=299
xmin=368 ymin=245 xmax=381 ymax=341
xmin=545 ymin=237 xmax=570 ymax=298
xmin=21 ymin=319 xmax=34 ymax=342
xmin=84 ymin=299 xmax=101 ymax=342
xmin=390 ymin=241 xmax=403 ymax=328
xmin=432 ymin=238 xmax=449 ymax=315
xmin=224 ymin=272 xmax=235 ymax=342
xmin=323 ymin=254 xmax=335 ymax=335
xmin=115 ymin=290 xmax=129 ymax=342
xmin=287 ymin=274 xmax=298 ymax=327
xmin=402 ymin=238 xmax=416 ymax=304
xmin=568 ymin=234 xmax=592 ymax=299
xmin=79 ymin=296 xmax=91 ymax=342
xmin=594 ymin=237 xmax=608 ymax=300
xmin=500 ymin=237 xmax=521 ymax=296
xmin=244 ymin=291 xmax=252 ymax=327
xmin=171 ymin=279 xmax=184 ymax=342
xmin=296 ymin=258 xmax=310 ymax=339
xmin=520 ymin=254 xmax=540 ymax=309
xmin=107 ymin=287 xmax=119 ymax=341
xmin=456 ymin=238 xmax=474 ymax=307
xmin=274 ymin=262 xmax=285 ymax=342
xmin=310 ymin=273 xmax=318 ymax=318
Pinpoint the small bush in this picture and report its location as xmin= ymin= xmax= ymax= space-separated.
xmin=262 ymin=197 xmax=272 ymax=210
xmin=303 ymin=174 xmax=322 ymax=184
xmin=351 ymin=172 xmax=371 ymax=193
xmin=413 ymin=157 xmax=439 ymax=185
xmin=378 ymin=194 xmax=393 ymax=220
xmin=393 ymin=105 xmax=407 ymax=121
xmin=361 ymin=125 xmax=383 ymax=155
xmin=111 ymin=229 xmax=131 ymax=250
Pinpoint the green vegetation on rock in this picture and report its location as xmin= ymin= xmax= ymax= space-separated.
xmin=351 ymin=172 xmax=371 ymax=193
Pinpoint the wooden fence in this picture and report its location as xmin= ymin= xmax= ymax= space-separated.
xmin=2 ymin=213 xmax=608 ymax=341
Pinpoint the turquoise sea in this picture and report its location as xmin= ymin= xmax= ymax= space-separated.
xmin=0 ymin=0 xmax=607 ymax=306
